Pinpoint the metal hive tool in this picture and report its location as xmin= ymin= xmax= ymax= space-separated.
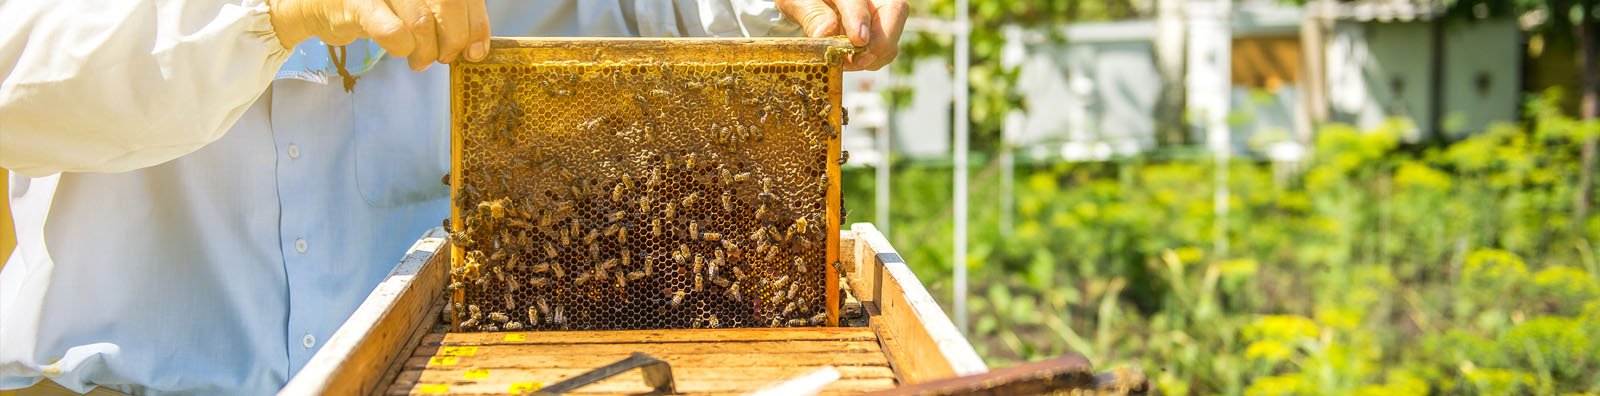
xmin=447 ymin=37 xmax=852 ymax=331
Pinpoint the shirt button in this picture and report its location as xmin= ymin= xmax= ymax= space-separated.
xmin=302 ymin=333 xmax=317 ymax=349
xmin=295 ymin=238 xmax=308 ymax=254
xmin=287 ymin=144 xmax=301 ymax=159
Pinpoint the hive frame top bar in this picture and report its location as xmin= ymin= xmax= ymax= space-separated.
xmin=471 ymin=36 xmax=857 ymax=65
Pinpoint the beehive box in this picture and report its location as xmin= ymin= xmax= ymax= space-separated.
xmin=281 ymin=224 xmax=997 ymax=395
xmin=446 ymin=38 xmax=855 ymax=331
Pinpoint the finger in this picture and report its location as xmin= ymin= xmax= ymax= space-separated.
xmin=356 ymin=0 xmax=415 ymax=56
xmin=463 ymin=0 xmax=490 ymax=62
xmin=777 ymin=0 xmax=842 ymax=38
xmin=430 ymin=0 xmax=471 ymax=63
xmin=387 ymin=0 xmax=439 ymax=71
xmin=851 ymin=0 xmax=906 ymax=71
xmin=828 ymin=0 xmax=874 ymax=47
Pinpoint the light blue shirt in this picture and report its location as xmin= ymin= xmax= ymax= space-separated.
xmin=0 ymin=1 xmax=798 ymax=394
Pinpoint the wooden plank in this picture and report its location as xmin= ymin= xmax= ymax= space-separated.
xmin=848 ymin=223 xmax=988 ymax=384
xmin=279 ymin=228 xmax=450 ymax=396
xmin=423 ymin=327 xmax=878 ymax=346
xmin=402 ymin=351 xmax=891 ymax=370
xmin=402 ymin=366 xmax=893 ymax=384
xmin=388 ymin=377 xmax=895 ymax=396
xmin=409 ymin=340 xmax=883 ymax=356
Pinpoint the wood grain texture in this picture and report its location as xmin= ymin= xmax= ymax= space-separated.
xmin=386 ymin=328 xmax=895 ymax=395
xmin=848 ymin=223 xmax=988 ymax=384
xmin=279 ymin=227 xmax=450 ymax=396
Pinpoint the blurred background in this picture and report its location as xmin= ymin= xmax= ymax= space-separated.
xmin=838 ymin=0 xmax=1598 ymax=394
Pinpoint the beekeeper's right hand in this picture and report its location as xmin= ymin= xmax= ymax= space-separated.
xmin=267 ymin=0 xmax=490 ymax=70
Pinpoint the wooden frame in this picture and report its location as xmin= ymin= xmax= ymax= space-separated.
xmin=281 ymin=223 xmax=986 ymax=395
xmin=449 ymin=37 xmax=854 ymax=329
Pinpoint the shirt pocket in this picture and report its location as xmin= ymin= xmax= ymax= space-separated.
xmin=352 ymin=60 xmax=450 ymax=208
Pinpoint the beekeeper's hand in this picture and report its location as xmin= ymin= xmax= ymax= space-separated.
xmin=267 ymin=0 xmax=491 ymax=71
xmin=777 ymin=0 xmax=909 ymax=71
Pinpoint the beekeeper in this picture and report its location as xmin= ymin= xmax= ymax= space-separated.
xmin=0 ymin=0 xmax=907 ymax=393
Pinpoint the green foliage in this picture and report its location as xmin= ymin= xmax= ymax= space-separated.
xmin=840 ymin=90 xmax=1600 ymax=394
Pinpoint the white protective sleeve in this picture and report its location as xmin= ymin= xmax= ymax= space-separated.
xmin=0 ymin=0 xmax=290 ymax=177
xmin=636 ymin=0 xmax=804 ymax=38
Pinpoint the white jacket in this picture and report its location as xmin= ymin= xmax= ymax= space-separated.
xmin=0 ymin=1 xmax=798 ymax=394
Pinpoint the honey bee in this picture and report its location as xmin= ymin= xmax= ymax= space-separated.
xmin=551 ymin=262 xmax=566 ymax=278
xmin=788 ymin=283 xmax=801 ymax=300
xmin=794 ymin=257 xmax=807 ymax=273
xmin=583 ymin=230 xmax=600 ymax=245
xmin=461 ymin=317 xmax=480 ymax=329
xmin=684 ymin=154 xmax=697 ymax=171
xmin=701 ymin=232 xmax=721 ymax=242
xmin=588 ymin=243 xmax=600 ymax=259
xmin=488 ymin=312 xmax=510 ymax=323
xmin=721 ymin=192 xmax=732 ymax=212
xmin=708 ymin=315 xmax=722 ymax=328
xmin=532 ymin=262 xmax=550 ymax=273
xmin=568 ymin=220 xmax=581 ymax=239
xmin=766 ymin=245 xmax=779 ymax=260
xmin=569 ymin=185 xmax=583 ymax=200
xmin=651 ymin=219 xmax=662 ymax=237
xmin=615 ymin=272 xmax=627 ymax=288
xmin=680 ymin=244 xmax=692 ymax=260
xmin=536 ymin=297 xmax=550 ymax=315
xmin=529 ymin=277 xmax=549 ymax=288
xmin=644 ymin=256 xmax=655 ymax=276
xmin=708 ymin=256 xmax=721 ymax=279
xmin=809 ymin=312 xmax=828 ymax=325
xmin=544 ymin=242 xmax=558 ymax=259
xmin=504 ymin=321 xmax=525 ymax=331
xmin=468 ymin=304 xmax=482 ymax=317
xmin=720 ymin=167 xmax=733 ymax=184
xmin=732 ymin=267 xmax=747 ymax=280
xmin=839 ymin=150 xmax=849 ymax=165
xmin=711 ymin=276 xmax=731 ymax=288
xmin=607 ymin=210 xmax=626 ymax=222
xmin=639 ymin=196 xmax=652 ymax=213
xmin=669 ymin=290 xmax=687 ymax=308
xmin=448 ymin=280 xmax=464 ymax=291
xmin=621 ymin=174 xmax=636 ymax=191
xmin=527 ymin=306 xmax=539 ymax=325
xmin=599 ymin=258 xmax=618 ymax=271
xmin=734 ymin=172 xmax=752 ymax=182
xmin=648 ymin=168 xmax=662 ymax=187
xmin=695 ymin=273 xmax=705 ymax=292
xmin=492 ymin=266 xmax=506 ymax=282
xmin=727 ymin=282 xmax=743 ymax=302
xmin=664 ymin=202 xmax=676 ymax=219
xmin=575 ymin=270 xmax=593 ymax=286
xmin=772 ymin=275 xmax=791 ymax=289
xmin=760 ymin=177 xmax=773 ymax=195
xmin=621 ymin=249 xmax=632 ymax=267
xmin=688 ymin=221 xmax=699 ymax=239
xmin=721 ymin=239 xmax=738 ymax=252
xmin=682 ymin=192 xmax=700 ymax=208
xmin=782 ymin=302 xmax=797 ymax=316
xmin=618 ymin=227 xmax=629 ymax=244
xmin=628 ymin=271 xmax=647 ymax=281
xmin=504 ymin=294 xmax=515 ymax=309
xmin=551 ymin=305 xmax=566 ymax=325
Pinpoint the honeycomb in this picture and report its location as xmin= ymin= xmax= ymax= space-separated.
xmin=446 ymin=38 xmax=852 ymax=332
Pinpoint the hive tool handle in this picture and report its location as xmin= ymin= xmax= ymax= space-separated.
xmin=528 ymin=352 xmax=677 ymax=396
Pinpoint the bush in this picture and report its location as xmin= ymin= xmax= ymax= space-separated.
xmin=841 ymin=90 xmax=1600 ymax=394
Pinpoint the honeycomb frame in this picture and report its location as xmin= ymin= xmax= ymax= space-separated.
xmin=448 ymin=37 xmax=851 ymax=332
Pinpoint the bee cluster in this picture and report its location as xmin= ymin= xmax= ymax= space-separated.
xmin=448 ymin=59 xmax=842 ymax=331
